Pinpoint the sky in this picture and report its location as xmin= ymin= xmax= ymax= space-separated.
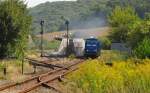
xmin=26 ymin=0 xmax=76 ymax=7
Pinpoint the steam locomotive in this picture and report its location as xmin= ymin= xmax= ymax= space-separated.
xmin=84 ymin=37 xmax=101 ymax=57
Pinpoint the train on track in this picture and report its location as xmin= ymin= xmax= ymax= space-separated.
xmin=84 ymin=37 xmax=101 ymax=57
xmin=52 ymin=37 xmax=101 ymax=58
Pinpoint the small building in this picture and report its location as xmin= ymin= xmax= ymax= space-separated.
xmin=111 ymin=43 xmax=131 ymax=53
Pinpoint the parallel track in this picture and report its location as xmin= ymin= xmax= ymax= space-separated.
xmin=0 ymin=59 xmax=84 ymax=93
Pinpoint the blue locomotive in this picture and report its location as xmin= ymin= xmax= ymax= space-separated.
xmin=84 ymin=37 xmax=101 ymax=57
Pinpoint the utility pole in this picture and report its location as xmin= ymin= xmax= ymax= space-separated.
xmin=65 ymin=20 xmax=69 ymax=57
xmin=40 ymin=20 xmax=44 ymax=57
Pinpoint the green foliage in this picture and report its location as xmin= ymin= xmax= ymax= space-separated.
xmin=44 ymin=40 xmax=61 ymax=50
xmin=145 ymin=13 xmax=150 ymax=20
xmin=108 ymin=6 xmax=150 ymax=59
xmin=107 ymin=0 xmax=150 ymax=17
xmin=0 ymin=0 xmax=32 ymax=59
xmin=98 ymin=37 xmax=111 ymax=49
xmin=134 ymin=37 xmax=150 ymax=59
xmin=127 ymin=17 xmax=150 ymax=48
xmin=108 ymin=6 xmax=139 ymax=42
xmin=32 ymin=36 xmax=60 ymax=50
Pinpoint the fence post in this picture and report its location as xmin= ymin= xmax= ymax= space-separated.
xmin=22 ymin=59 xmax=24 ymax=74
xmin=3 ymin=67 xmax=6 ymax=76
xmin=33 ymin=65 xmax=36 ymax=74
xmin=2 ymin=59 xmax=7 ymax=76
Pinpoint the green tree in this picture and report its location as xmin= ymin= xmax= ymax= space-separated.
xmin=134 ymin=37 xmax=150 ymax=58
xmin=145 ymin=13 xmax=150 ymax=20
xmin=128 ymin=16 xmax=150 ymax=48
xmin=108 ymin=6 xmax=139 ymax=42
xmin=98 ymin=37 xmax=111 ymax=49
xmin=107 ymin=0 xmax=150 ymax=18
xmin=0 ymin=0 xmax=32 ymax=59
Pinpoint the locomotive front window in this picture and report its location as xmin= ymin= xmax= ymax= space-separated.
xmin=86 ymin=40 xmax=98 ymax=44
xmin=86 ymin=44 xmax=97 ymax=47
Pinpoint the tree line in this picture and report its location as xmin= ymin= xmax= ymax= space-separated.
xmin=29 ymin=0 xmax=150 ymax=34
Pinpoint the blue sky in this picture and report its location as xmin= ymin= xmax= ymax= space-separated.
xmin=26 ymin=0 xmax=76 ymax=7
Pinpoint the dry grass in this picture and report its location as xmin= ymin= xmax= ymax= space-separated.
xmin=0 ymin=59 xmax=33 ymax=81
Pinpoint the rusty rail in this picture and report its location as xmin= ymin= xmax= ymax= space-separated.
xmin=0 ymin=59 xmax=84 ymax=93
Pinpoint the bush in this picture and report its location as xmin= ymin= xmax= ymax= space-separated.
xmin=134 ymin=37 xmax=150 ymax=59
xmin=99 ymin=37 xmax=111 ymax=49
xmin=127 ymin=18 xmax=150 ymax=48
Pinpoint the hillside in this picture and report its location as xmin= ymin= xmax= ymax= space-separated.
xmin=36 ymin=27 xmax=110 ymax=41
xmin=29 ymin=1 xmax=98 ymax=34
xmin=29 ymin=0 xmax=150 ymax=35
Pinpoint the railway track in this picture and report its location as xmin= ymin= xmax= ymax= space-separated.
xmin=0 ymin=59 xmax=84 ymax=93
xmin=26 ymin=58 xmax=69 ymax=69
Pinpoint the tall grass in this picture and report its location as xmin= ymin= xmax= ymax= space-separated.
xmin=0 ymin=59 xmax=32 ymax=81
xmin=67 ymin=58 xmax=150 ymax=93
xmin=98 ymin=50 xmax=129 ymax=63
